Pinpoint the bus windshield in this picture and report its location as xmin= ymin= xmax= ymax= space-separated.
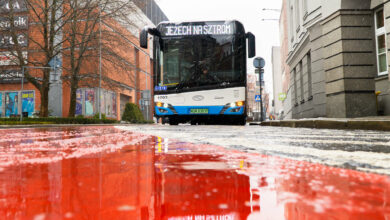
xmin=156 ymin=34 xmax=245 ymax=92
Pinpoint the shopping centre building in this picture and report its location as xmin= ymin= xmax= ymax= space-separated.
xmin=0 ymin=0 xmax=168 ymax=120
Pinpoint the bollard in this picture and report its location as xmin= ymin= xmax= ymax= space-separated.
xmin=375 ymin=91 xmax=381 ymax=115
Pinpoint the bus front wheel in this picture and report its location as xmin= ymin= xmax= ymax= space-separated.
xmin=237 ymin=116 xmax=246 ymax=126
xmin=169 ymin=117 xmax=179 ymax=126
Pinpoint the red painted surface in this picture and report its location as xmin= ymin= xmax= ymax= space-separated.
xmin=0 ymin=127 xmax=389 ymax=220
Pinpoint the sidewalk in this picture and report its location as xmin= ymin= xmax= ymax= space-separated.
xmin=258 ymin=116 xmax=390 ymax=131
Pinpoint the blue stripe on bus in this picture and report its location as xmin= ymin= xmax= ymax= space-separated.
xmin=155 ymin=106 xmax=245 ymax=116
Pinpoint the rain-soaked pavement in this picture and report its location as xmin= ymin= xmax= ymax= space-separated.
xmin=0 ymin=126 xmax=389 ymax=219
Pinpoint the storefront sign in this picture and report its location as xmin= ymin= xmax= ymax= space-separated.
xmin=0 ymin=16 xmax=28 ymax=30
xmin=0 ymin=33 xmax=28 ymax=48
xmin=0 ymin=0 xmax=27 ymax=13
xmin=0 ymin=51 xmax=27 ymax=65
xmin=0 ymin=69 xmax=23 ymax=83
xmin=164 ymin=23 xmax=234 ymax=36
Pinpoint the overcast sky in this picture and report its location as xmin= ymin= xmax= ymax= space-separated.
xmin=154 ymin=0 xmax=282 ymax=98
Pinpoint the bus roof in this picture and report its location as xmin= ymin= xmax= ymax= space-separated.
xmin=156 ymin=20 xmax=246 ymax=37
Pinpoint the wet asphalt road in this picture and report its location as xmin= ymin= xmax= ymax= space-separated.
xmin=0 ymin=126 xmax=389 ymax=219
xmin=118 ymin=124 xmax=390 ymax=175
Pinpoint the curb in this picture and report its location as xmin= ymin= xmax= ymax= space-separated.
xmin=260 ymin=119 xmax=390 ymax=131
xmin=0 ymin=124 xmax=119 ymax=129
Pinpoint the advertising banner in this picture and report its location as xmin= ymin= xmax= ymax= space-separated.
xmin=100 ymin=90 xmax=105 ymax=116
xmin=22 ymin=91 xmax=34 ymax=116
xmin=105 ymin=92 xmax=112 ymax=117
xmin=75 ymin=89 xmax=83 ymax=115
xmin=85 ymin=89 xmax=95 ymax=116
xmin=112 ymin=93 xmax=117 ymax=117
xmin=0 ymin=51 xmax=27 ymax=66
xmin=0 ymin=16 xmax=28 ymax=30
xmin=0 ymin=33 xmax=28 ymax=48
xmin=0 ymin=69 xmax=23 ymax=83
xmin=5 ymin=92 xmax=18 ymax=117
xmin=0 ymin=0 xmax=27 ymax=13
xmin=0 ymin=92 xmax=2 ymax=116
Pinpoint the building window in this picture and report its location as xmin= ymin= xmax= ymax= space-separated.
xmin=303 ymin=0 xmax=308 ymax=19
xmin=307 ymin=52 xmax=313 ymax=100
xmin=293 ymin=68 xmax=298 ymax=106
xmin=295 ymin=0 xmax=300 ymax=33
xmin=299 ymin=61 xmax=304 ymax=103
xmin=375 ymin=8 xmax=388 ymax=76
xmin=290 ymin=5 xmax=294 ymax=43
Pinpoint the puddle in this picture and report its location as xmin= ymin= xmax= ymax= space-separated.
xmin=0 ymin=126 xmax=389 ymax=219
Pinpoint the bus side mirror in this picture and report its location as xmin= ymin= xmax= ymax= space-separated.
xmin=140 ymin=27 xmax=149 ymax=49
xmin=246 ymin=32 xmax=256 ymax=58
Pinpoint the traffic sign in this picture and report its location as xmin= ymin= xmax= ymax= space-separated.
xmin=278 ymin=93 xmax=287 ymax=101
xmin=253 ymin=57 xmax=265 ymax=68
xmin=255 ymin=68 xmax=265 ymax=74
xmin=255 ymin=95 xmax=261 ymax=102
xmin=49 ymin=56 xmax=62 ymax=69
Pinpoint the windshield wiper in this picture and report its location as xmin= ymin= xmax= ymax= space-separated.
xmin=174 ymin=81 xmax=192 ymax=91
xmin=220 ymin=81 xmax=231 ymax=87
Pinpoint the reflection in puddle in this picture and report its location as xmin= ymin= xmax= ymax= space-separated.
xmin=0 ymin=127 xmax=389 ymax=219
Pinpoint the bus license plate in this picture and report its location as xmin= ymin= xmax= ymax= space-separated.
xmin=190 ymin=109 xmax=208 ymax=114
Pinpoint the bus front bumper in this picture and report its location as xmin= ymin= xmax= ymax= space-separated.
xmin=155 ymin=105 xmax=245 ymax=116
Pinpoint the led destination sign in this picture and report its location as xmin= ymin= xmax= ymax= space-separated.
xmin=163 ymin=23 xmax=234 ymax=36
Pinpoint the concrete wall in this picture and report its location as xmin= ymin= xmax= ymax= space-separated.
xmin=322 ymin=8 xmax=377 ymax=118
xmin=281 ymin=0 xmax=387 ymax=119
xmin=309 ymin=22 xmax=327 ymax=117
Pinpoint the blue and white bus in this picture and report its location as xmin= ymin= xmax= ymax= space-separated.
xmin=140 ymin=20 xmax=255 ymax=125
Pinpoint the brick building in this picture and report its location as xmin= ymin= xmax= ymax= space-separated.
xmin=0 ymin=0 xmax=168 ymax=120
xmin=279 ymin=0 xmax=390 ymax=118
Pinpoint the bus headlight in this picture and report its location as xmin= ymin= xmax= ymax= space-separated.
xmin=230 ymin=101 xmax=245 ymax=107
xmin=221 ymin=101 xmax=245 ymax=114
xmin=155 ymin=103 xmax=178 ymax=115
xmin=236 ymin=101 xmax=244 ymax=107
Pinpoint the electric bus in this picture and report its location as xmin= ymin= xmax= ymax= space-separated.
xmin=140 ymin=20 xmax=255 ymax=125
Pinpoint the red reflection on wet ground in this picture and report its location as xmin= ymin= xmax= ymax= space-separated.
xmin=0 ymin=126 xmax=389 ymax=220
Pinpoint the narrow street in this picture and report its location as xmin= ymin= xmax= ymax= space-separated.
xmin=0 ymin=125 xmax=389 ymax=219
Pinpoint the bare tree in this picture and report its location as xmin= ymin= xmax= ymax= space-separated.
xmin=63 ymin=0 xmax=143 ymax=117
xmin=4 ymin=0 xmax=145 ymax=117
xmin=4 ymin=0 xmax=70 ymax=117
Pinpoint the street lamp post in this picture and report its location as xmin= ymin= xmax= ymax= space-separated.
xmin=98 ymin=8 xmax=102 ymax=120
xmin=262 ymin=8 xmax=281 ymax=12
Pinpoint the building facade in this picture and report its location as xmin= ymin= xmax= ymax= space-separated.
xmin=271 ymin=46 xmax=283 ymax=119
xmin=281 ymin=0 xmax=390 ymax=118
xmin=280 ymin=0 xmax=292 ymax=119
xmin=0 ymin=0 xmax=168 ymax=120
